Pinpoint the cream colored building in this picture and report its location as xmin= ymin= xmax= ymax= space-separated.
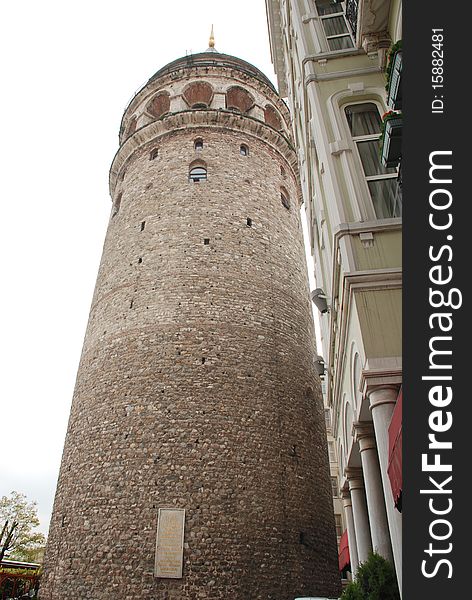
xmin=266 ymin=0 xmax=403 ymax=593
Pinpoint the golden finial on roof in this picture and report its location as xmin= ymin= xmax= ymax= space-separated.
xmin=209 ymin=25 xmax=215 ymax=48
xmin=206 ymin=25 xmax=218 ymax=53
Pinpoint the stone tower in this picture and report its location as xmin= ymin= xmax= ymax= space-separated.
xmin=41 ymin=47 xmax=341 ymax=600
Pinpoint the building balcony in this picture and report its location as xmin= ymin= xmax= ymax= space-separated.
xmin=345 ymin=0 xmax=392 ymax=48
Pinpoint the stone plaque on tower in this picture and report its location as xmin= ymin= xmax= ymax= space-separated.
xmin=154 ymin=508 xmax=185 ymax=578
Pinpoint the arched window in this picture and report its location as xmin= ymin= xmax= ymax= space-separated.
xmin=189 ymin=165 xmax=207 ymax=183
xmin=150 ymin=148 xmax=159 ymax=160
xmin=182 ymin=81 xmax=214 ymax=109
xmin=146 ymin=91 xmax=170 ymax=119
xmin=226 ymin=86 xmax=255 ymax=113
xmin=194 ymin=138 xmax=204 ymax=151
xmin=345 ymin=102 xmax=401 ymax=218
xmin=240 ymin=144 xmax=249 ymax=156
xmin=264 ymin=105 xmax=283 ymax=130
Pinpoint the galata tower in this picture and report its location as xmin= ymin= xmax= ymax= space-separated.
xmin=41 ymin=35 xmax=341 ymax=600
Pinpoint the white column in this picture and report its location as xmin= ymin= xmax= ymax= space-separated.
xmin=369 ymin=385 xmax=403 ymax=596
xmin=169 ymin=95 xmax=186 ymax=112
xmin=212 ymin=92 xmax=226 ymax=109
xmin=342 ymin=490 xmax=359 ymax=577
xmin=354 ymin=422 xmax=393 ymax=563
xmin=345 ymin=469 xmax=372 ymax=564
xmin=250 ymin=105 xmax=265 ymax=121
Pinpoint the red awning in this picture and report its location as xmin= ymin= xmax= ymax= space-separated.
xmin=387 ymin=387 xmax=402 ymax=510
xmin=338 ymin=529 xmax=350 ymax=571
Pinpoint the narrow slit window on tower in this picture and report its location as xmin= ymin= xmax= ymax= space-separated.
xmin=246 ymin=218 xmax=252 ymax=227
xmin=194 ymin=139 xmax=204 ymax=151
xmin=112 ymin=193 xmax=122 ymax=217
xmin=203 ymin=238 xmax=210 ymax=245
xmin=189 ymin=166 xmax=207 ymax=183
xmin=150 ymin=148 xmax=159 ymax=160
xmin=240 ymin=144 xmax=249 ymax=156
xmin=281 ymin=190 xmax=291 ymax=210
xmin=141 ymin=221 xmax=146 ymax=231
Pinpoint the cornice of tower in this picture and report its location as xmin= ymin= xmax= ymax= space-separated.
xmin=109 ymin=109 xmax=302 ymax=205
xmin=118 ymin=54 xmax=292 ymax=148
xmin=122 ymin=64 xmax=289 ymax=125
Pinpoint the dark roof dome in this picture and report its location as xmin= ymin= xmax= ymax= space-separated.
xmin=148 ymin=52 xmax=277 ymax=94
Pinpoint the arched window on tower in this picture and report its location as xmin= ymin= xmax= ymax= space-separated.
xmin=189 ymin=167 xmax=207 ymax=182
xmin=189 ymin=160 xmax=207 ymax=183
xmin=226 ymin=86 xmax=255 ymax=113
xmin=240 ymin=144 xmax=249 ymax=156
xmin=182 ymin=82 xmax=214 ymax=109
xmin=146 ymin=91 xmax=171 ymax=119
xmin=194 ymin=138 xmax=204 ymax=151
xmin=264 ymin=105 xmax=283 ymax=130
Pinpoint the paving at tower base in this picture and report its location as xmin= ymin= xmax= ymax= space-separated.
xmin=39 ymin=44 xmax=341 ymax=600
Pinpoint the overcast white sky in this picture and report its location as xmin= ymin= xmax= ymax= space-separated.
xmin=0 ymin=0 xmax=317 ymax=537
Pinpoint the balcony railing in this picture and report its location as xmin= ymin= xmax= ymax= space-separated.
xmin=345 ymin=0 xmax=359 ymax=38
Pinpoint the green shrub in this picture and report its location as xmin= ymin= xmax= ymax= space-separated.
xmin=340 ymin=580 xmax=363 ymax=600
xmin=341 ymin=552 xmax=400 ymax=600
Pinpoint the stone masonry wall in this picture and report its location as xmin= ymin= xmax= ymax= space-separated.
xmin=41 ymin=59 xmax=341 ymax=600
